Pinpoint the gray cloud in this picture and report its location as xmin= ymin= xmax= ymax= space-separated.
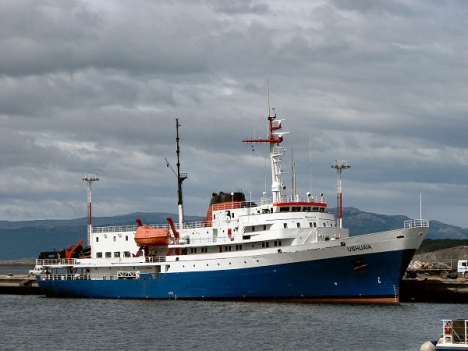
xmin=0 ymin=0 xmax=467 ymax=228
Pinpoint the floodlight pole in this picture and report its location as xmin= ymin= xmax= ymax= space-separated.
xmin=82 ymin=174 xmax=99 ymax=245
xmin=331 ymin=160 xmax=350 ymax=228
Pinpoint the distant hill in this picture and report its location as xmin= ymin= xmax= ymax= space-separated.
xmin=0 ymin=207 xmax=466 ymax=260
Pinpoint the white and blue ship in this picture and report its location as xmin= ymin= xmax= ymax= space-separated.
xmin=36 ymin=110 xmax=429 ymax=303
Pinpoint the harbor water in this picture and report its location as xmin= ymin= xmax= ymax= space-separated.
xmin=0 ymin=293 xmax=462 ymax=351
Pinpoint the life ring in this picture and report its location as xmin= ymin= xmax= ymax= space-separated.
xmin=444 ymin=322 xmax=451 ymax=335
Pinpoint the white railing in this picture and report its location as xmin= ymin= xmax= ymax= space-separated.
xmin=42 ymin=273 xmax=90 ymax=281
xmin=404 ymin=219 xmax=429 ymax=228
xmin=36 ymin=258 xmax=77 ymax=266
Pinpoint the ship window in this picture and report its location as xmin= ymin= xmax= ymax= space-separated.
xmin=314 ymin=222 xmax=317 ymax=227
xmin=125 ymin=236 xmax=128 ymax=241
xmin=262 ymin=242 xmax=269 ymax=248
xmin=283 ymin=223 xmax=287 ymax=228
xmin=114 ymin=252 xmax=120 ymax=257
xmin=252 ymin=226 xmax=255 ymax=232
xmin=280 ymin=207 xmax=289 ymax=212
xmin=304 ymin=207 xmax=311 ymax=212
xmin=96 ymin=252 xmax=102 ymax=258
xmin=113 ymin=236 xmax=116 ymax=242
xmin=190 ymin=248 xmax=197 ymax=254
xmin=297 ymin=223 xmax=300 ymax=228
xmin=96 ymin=237 xmax=99 ymax=242
xmin=236 ymin=245 xmax=243 ymax=251
xmin=232 ymin=213 xmax=235 ymax=218
xmin=105 ymin=252 xmax=111 ymax=258
xmin=320 ymin=208 xmax=325 ymax=212
xmin=263 ymin=225 xmax=267 ymax=230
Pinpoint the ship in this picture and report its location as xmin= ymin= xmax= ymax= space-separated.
xmin=36 ymin=109 xmax=429 ymax=303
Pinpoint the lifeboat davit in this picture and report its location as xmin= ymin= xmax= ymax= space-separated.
xmin=134 ymin=226 xmax=170 ymax=246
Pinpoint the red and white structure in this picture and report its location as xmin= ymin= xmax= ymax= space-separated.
xmin=82 ymin=174 xmax=99 ymax=245
xmin=332 ymin=160 xmax=350 ymax=228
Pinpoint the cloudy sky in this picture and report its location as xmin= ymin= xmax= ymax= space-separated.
xmin=1 ymin=0 xmax=467 ymax=228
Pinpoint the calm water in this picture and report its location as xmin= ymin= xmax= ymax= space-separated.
xmin=0 ymin=294 xmax=463 ymax=351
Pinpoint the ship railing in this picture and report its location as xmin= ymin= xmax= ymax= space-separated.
xmin=404 ymin=219 xmax=429 ymax=228
xmin=92 ymin=223 xmax=170 ymax=233
xmin=280 ymin=194 xmax=327 ymax=203
xmin=36 ymin=258 xmax=77 ymax=266
xmin=145 ymin=256 xmax=166 ymax=263
xmin=42 ymin=273 xmax=91 ymax=281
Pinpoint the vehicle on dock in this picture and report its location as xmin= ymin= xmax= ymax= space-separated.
xmin=406 ymin=260 xmax=468 ymax=279
xmin=35 ymin=103 xmax=429 ymax=303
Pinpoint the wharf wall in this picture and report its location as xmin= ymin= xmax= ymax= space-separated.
xmin=0 ymin=274 xmax=41 ymax=295
xmin=2 ymin=273 xmax=468 ymax=301
xmin=400 ymin=277 xmax=468 ymax=303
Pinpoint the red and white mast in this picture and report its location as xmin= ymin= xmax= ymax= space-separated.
xmin=331 ymin=160 xmax=350 ymax=228
xmin=82 ymin=174 xmax=99 ymax=245
xmin=242 ymin=112 xmax=288 ymax=206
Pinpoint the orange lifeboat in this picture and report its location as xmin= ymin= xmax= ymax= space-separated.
xmin=134 ymin=226 xmax=170 ymax=246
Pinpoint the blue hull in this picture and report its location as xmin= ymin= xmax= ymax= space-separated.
xmin=38 ymin=248 xmax=415 ymax=302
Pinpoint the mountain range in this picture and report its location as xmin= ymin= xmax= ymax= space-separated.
xmin=0 ymin=207 xmax=466 ymax=260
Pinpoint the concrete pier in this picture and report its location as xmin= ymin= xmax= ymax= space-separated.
xmin=0 ymin=274 xmax=41 ymax=295
xmin=1 ymin=272 xmax=468 ymax=300
xmin=400 ymin=277 xmax=468 ymax=303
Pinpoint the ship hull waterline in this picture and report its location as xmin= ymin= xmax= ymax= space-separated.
xmin=38 ymin=248 xmax=416 ymax=303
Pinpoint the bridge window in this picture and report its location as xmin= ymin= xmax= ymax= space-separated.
xmin=280 ymin=207 xmax=289 ymax=212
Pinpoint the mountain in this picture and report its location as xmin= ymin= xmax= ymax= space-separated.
xmin=0 ymin=208 xmax=466 ymax=260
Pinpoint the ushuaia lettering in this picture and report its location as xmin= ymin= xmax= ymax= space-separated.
xmin=347 ymin=244 xmax=372 ymax=252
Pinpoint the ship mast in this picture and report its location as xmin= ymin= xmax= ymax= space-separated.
xmin=242 ymin=114 xmax=287 ymax=207
xmin=175 ymin=119 xmax=188 ymax=228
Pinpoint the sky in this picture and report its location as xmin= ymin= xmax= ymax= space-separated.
xmin=1 ymin=0 xmax=467 ymax=228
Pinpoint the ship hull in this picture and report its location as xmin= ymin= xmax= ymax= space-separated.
xmin=37 ymin=246 xmax=417 ymax=303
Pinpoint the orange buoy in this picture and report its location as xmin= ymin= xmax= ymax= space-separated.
xmin=134 ymin=226 xmax=170 ymax=246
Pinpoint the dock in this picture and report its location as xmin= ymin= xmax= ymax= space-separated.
xmin=1 ymin=273 xmax=468 ymax=301
xmin=0 ymin=274 xmax=41 ymax=295
xmin=400 ymin=277 xmax=468 ymax=303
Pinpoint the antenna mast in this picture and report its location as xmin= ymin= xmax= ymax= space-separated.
xmin=331 ymin=160 xmax=350 ymax=228
xmin=175 ymin=119 xmax=188 ymax=228
xmin=82 ymin=174 xmax=99 ymax=246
